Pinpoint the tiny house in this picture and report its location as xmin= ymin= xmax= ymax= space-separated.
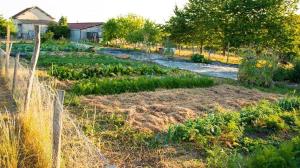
xmin=68 ymin=22 xmax=104 ymax=42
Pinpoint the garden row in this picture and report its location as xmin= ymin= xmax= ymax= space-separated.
xmin=166 ymin=97 xmax=300 ymax=167
xmin=8 ymin=40 xmax=91 ymax=53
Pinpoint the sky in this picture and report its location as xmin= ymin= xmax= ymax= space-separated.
xmin=0 ymin=0 xmax=299 ymax=24
xmin=0 ymin=0 xmax=188 ymax=24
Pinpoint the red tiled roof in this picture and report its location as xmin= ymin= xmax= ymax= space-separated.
xmin=68 ymin=22 xmax=104 ymax=30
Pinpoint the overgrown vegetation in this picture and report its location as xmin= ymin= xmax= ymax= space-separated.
xmin=72 ymin=75 xmax=214 ymax=95
xmin=167 ymin=97 xmax=300 ymax=167
xmin=191 ymin=54 xmax=210 ymax=63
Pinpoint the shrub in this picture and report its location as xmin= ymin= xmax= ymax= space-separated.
xmin=240 ymin=101 xmax=286 ymax=132
xmin=290 ymin=59 xmax=300 ymax=83
xmin=273 ymin=66 xmax=292 ymax=81
xmin=278 ymin=97 xmax=300 ymax=111
xmin=191 ymin=54 xmax=209 ymax=63
xmin=246 ymin=136 xmax=300 ymax=168
xmin=238 ymin=53 xmax=278 ymax=87
xmin=72 ymin=75 xmax=214 ymax=95
xmin=41 ymin=31 xmax=54 ymax=42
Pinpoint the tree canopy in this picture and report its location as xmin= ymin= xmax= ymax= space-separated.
xmin=47 ymin=16 xmax=70 ymax=39
xmin=166 ymin=0 xmax=300 ymax=59
xmin=102 ymin=14 xmax=163 ymax=46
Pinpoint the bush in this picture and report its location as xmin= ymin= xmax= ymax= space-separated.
xmin=238 ymin=53 xmax=278 ymax=87
xmin=191 ymin=54 xmax=209 ymax=63
xmin=246 ymin=136 xmax=300 ymax=168
xmin=290 ymin=59 xmax=300 ymax=83
xmin=41 ymin=31 xmax=54 ymax=42
xmin=278 ymin=97 xmax=300 ymax=111
xmin=273 ymin=66 xmax=292 ymax=82
xmin=72 ymin=75 xmax=214 ymax=95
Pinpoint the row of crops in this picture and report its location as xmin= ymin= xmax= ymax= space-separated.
xmin=6 ymin=40 xmax=91 ymax=53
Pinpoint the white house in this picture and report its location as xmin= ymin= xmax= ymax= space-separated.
xmin=68 ymin=22 xmax=104 ymax=42
xmin=11 ymin=6 xmax=55 ymax=39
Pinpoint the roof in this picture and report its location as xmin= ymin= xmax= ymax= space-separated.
xmin=68 ymin=22 xmax=104 ymax=30
xmin=17 ymin=19 xmax=54 ymax=25
xmin=12 ymin=6 xmax=55 ymax=20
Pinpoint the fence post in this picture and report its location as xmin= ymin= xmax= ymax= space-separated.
xmin=24 ymin=25 xmax=41 ymax=112
xmin=12 ymin=53 xmax=20 ymax=95
xmin=52 ymin=90 xmax=65 ymax=168
xmin=5 ymin=25 xmax=10 ymax=78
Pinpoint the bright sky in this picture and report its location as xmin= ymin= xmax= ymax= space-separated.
xmin=0 ymin=0 xmax=188 ymax=24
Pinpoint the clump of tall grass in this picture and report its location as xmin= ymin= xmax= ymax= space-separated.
xmin=0 ymin=113 xmax=20 ymax=168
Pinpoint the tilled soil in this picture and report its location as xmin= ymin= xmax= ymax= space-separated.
xmin=82 ymin=84 xmax=279 ymax=132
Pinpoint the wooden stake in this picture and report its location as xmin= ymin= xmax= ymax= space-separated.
xmin=12 ymin=53 xmax=20 ymax=95
xmin=52 ymin=90 xmax=65 ymax=168
xmin=24 ymin=25 xmax=41 ymax=112
xmin=5 ymin=25 xmax=10 ymax=78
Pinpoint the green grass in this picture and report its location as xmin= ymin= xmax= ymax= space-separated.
xmin=71 ymin=75 xmax=214 ymax=95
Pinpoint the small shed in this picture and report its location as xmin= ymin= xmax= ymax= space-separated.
xmin=68 ymin=22 xmax=104 ymax=42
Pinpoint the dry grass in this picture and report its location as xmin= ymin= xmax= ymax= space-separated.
xmin=0 ymin=113 xmax=20 ymax=168
xmin=82 ymin=84 xmax=279 ymax=132
xmin=175 ymin=50 xmax=241 ymax=65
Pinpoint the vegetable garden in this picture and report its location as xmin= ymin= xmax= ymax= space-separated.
xmin=8 ymin=40 xmax=300 ymax=167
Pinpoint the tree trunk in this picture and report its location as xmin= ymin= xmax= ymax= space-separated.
xmin=200 ymin=41 xmax=203 ymax=54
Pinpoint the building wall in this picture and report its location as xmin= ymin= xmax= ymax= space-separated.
xmin=14 ymin=19 xmax=48 ymax=39
xmin=70 ymin=26 xmax=103 ymax=41
xmin=70 ymin=29 xmax=81 ymax=41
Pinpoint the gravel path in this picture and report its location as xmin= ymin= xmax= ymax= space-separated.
xmin=100 ymin=48 xmax=238 ymax=80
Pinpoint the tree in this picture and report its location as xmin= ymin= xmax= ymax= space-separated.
xmin=58 ymin=16 xmax=68 ymax=26
xmin=47 ymin=16 xmax=70 ymax=39
xmin=0 ymin=15 xmax=15 ymax=37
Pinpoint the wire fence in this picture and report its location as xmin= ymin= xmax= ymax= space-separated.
xmin=0 ymin=49 xmax=112 ymax=167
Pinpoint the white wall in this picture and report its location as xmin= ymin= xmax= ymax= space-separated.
xmin=15 ymin=8 xmax=53 ymax=21
xmin=70 ymin=29 xmax=81 ymax=41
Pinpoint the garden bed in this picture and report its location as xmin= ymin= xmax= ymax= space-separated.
xmin=81 ymin=84 xmax=279 ymax=132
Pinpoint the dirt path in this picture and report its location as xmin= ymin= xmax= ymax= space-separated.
xmin=82 ymin=84 xmax=279 ymax=132
xmin=0 ymin=77 xmax=16 ymax=113
xmin=100 ymin=48 xmax=238 ymax=80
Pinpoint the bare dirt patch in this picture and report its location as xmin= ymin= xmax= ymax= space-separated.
xmin=82 ymin=84 xmax=279 ymax=132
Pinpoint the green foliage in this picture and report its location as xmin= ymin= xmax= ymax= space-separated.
xmin=50 ymin=64 xmax=174 ymax=80
xmin=247 ymin=137 xmax=300 ymax=168
xmin=167 ymin=97 xmax=300 ymax=147
xmin=41 ymin=31 xmax=54 ymax=42
xmin=167 ymin=111 xmax=242 ymax=147
xmin=290 ymin=58 xmax=300 ymax=83
xmin=278 ymin=97 xmax=300 ymax=111
xmin=238 ymin=51 xmax=278 ymax=87
xmin=191 ymin=54 xmax=209 ymax=63
xmin=103 ymin=14 xmax=163 ymax=46
xmin=0 ymin=16 xmax=16 ymax=36
xmin=47 ymin=18 xmax=70 ymax=39
xmin=71 ymin=75 xmax=214 ymax=95
xmin=11 ymin=41 xmax=89 ymax=53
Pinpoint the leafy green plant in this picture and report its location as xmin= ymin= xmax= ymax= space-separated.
xmin=278 ymin=97 xmax=300 ymax=111
xmin=191 ymin=54 xmax=209 ymax=63
xmin=247 ymin=136 xmax=300 ymax=168
xmin=50 ymin=64 xmax=173 ymax=80
xmin=72 ymin=75 xmax=214 ymax=95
